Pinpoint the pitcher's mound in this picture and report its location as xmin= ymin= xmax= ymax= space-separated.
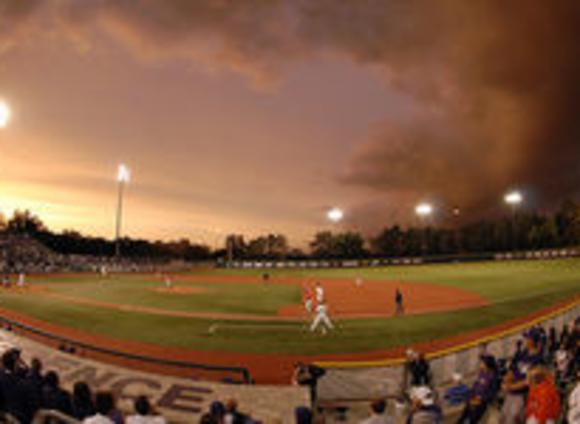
xmin=151 ymin=287 xmax=207 ymax=295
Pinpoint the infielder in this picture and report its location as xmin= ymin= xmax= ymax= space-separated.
xmin=355 ymin=276 xmax=364 ymax=287
xmin=310 ymin=301 xmax=334 ymax=334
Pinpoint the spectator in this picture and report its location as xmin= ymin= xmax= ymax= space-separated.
xmin=126 ymin=395 xmax=166 ymax=424
xmin=457 ymin=355 xmax=498 ymax=424
xmin=41 ymin=371 xmax=72 ymax=416
xmin=568 ymin=377 xmax=580 ymax=424
xmin=443 ymin=373 xmax=470 ymax=407
xmin=501 ymin=330 xmax=544 ymax=424
xmin=224 ymin=398 xmax=249 ymax=424
xmin=26 ymin=358 xmax=44 ymax=389
xmin=292 ymin=362 xmax=326 ymax=404
xmin=407 ymin=386 xmax=442 ymax=424
xmin=209 ymin=401 xmax=226 ymax=424
xmin=72 ymin=381 xmax=95 ymax=420
xmin=405 ymin=350 xmax=431 ymax=388
xmin=295 ymin=406 xmax=313 ymax=424
xmin=200 ymin=413 xmax=217 ymax=424
xmin=525 ymin=366 xmax=560 ymax=424
xmin=359 ymin=399 xmax=392 ymax=424
xmin=84 ymin=392 xmax=118 ymax=424
xmin=0 ymin=349 xmax=39 ymax=424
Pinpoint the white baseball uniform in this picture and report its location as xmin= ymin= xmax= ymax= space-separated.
xmin=310 ymin=303 xmax=334 ymax=332
xmin=315 ymin=285 xmax=324 ymax=303
xmin=17 ymin=273 xmax=25 ymax=288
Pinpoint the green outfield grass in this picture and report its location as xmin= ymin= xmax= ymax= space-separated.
xmin=0 ymin=258 xmax=578 ymax=355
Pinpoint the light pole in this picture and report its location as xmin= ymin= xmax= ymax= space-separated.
xmin=0 ymin=100 xmax=11 ymax=129
xmin=504 ymin=190 xmax=523 ymax=251
xmin=0 ymin=100 xmax=10 ymax=275
xmin=115 ymin=164 xmax=130 ymax=259
xmin=504 ymin=190 xmax=523 ymax=216
xmin=415 ymin=202 xmax=433 ymax=256
xmin=327 ymin=207 xmax=344 ymax=226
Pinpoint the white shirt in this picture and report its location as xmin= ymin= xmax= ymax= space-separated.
xmin=126 ymin=415 xmax=167 ymax=424
xmin=315 ymin=286 xmax=324 ymax=302
xmin=83 ymin=414 xmax=114 ymax=424
xmin=315 ymin=304 xmax=327 ymax=315
xmin=568 ymin=383 xmax=580 ymax=424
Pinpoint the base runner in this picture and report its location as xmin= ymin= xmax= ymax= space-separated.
xmin=310 ymin=301 xmax=334 ymax=334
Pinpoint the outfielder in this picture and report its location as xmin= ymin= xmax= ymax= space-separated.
xmin=310 ymin=301 xmax=334 ymax=334
xmin=17 ymin=272 xmax=25 ymax=288
xmin=164 ymin=274 xmax=172 ymax=289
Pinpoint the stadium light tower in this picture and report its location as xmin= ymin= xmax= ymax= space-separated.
xmin=327 ymin=207 xmax=344 ymax=224
xmin=115 ymin=164 xmax=130 ymax=258
xmin=415 ymin=202 xmax=433 ymax=218
xmin=504 ymin=190 xmax=523 ymax=209
xmin=415 ymin=203 xmax=433 ymax=256
xmin=0 ymin=100 xmax=11 ymax=129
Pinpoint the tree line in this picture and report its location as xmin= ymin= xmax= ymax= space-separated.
xmin=1 ymin=199 xmax=579 ymax=261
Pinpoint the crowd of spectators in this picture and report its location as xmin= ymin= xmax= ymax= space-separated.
xmin=390 ymin=317 xmax=579 ymax=424
xmin=0 ymin=234 xmax=190 ymax=277
xmin=0 ymin=316 xmax=576 ymax=423
xmin=0 ymin=347 xmax=170 ymax=424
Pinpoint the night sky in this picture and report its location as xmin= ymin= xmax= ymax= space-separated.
xmin=1 ymin=1 xmax=579 ymax=247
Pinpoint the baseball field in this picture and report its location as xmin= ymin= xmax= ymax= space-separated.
xmin=0 ymin=258 xmax=578 ymax=383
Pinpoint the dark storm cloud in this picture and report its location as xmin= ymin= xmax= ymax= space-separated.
xmin=3 ymin=0 xmax=580 ymax=223
xmin=0 ymin=0 xmax=44 ymax=51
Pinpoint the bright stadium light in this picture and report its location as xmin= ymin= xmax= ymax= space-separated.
xmin=0 ymin=100 xmax=11 ymax=128
xmin=327 ymin=207 xmax=344 ymax=223
xmin=115 ymin=163 xmax=131 ymax=258
xmin=117 ymin=163 xmax=130 ymax=183
xmin=415 ymin=203 xmax=433 ymax=217
xmin=504 ymin=190 xmax=523 ymax=205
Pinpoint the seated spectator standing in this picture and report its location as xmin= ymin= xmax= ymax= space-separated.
xmin=443 ymin=373 xmax=470 ymax=407
xmin=501 ymin=329 xmax=544 ymax=424
xmin=72 ymin=381 xmax=96 ymax=421
xmin=405 ymin=350 xmax=431 ymax=388
xmin=525 ymin=366 xmax=560 ymax=424
xmin=359 ymin=399 xmax=393 ymax=424
xmin=41 ymin=370 xmax=73 ymax=416
xmin=407 ymin=386 xmax=442 ymax=424
xmin=126 ymin=395 xmax=166 ymax=424
xmin=292 ymin=362 xmax=326 ymax=405
xmin=457 ymin=355 xmax=498 ymax=424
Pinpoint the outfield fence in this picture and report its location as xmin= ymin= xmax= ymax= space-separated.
xmin=221 ymin=247 xmax=579 ymax=269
